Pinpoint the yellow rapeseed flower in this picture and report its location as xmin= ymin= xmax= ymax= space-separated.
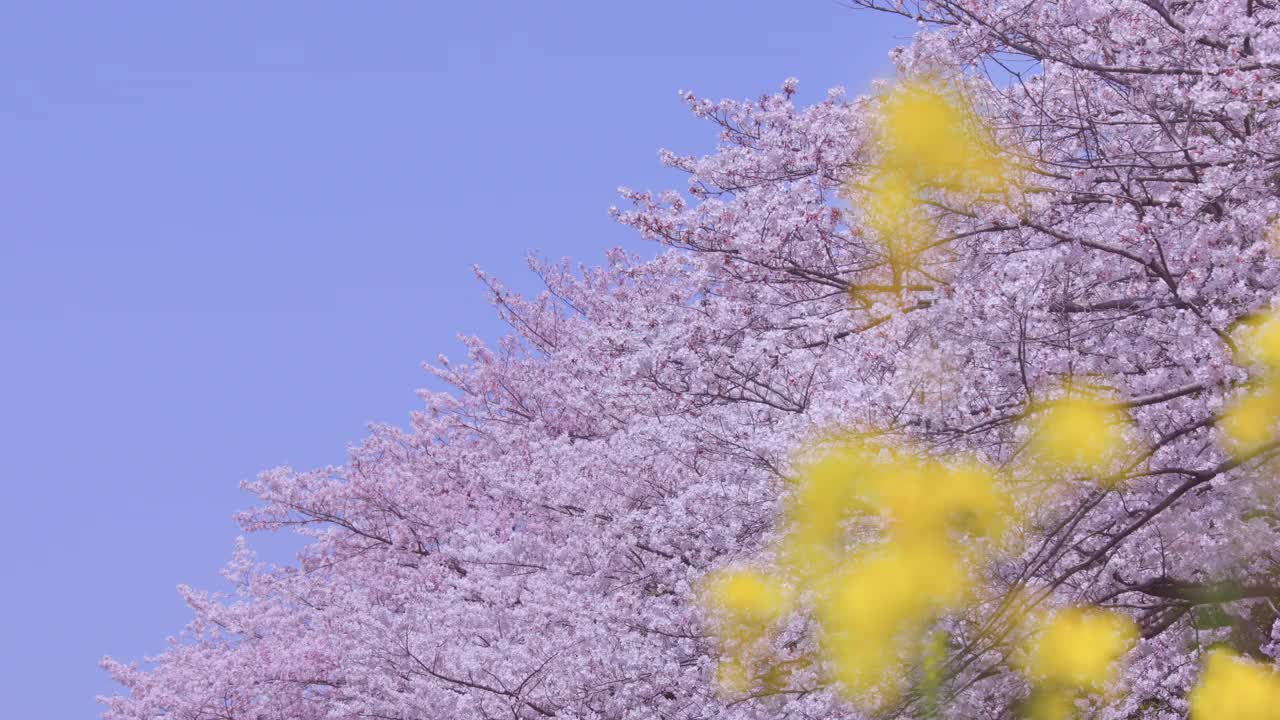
xmin=866 ymin=457 xmax=942 ymax=536
xmin=1022 ymin=608 xmax=1137 ymax=692
xmin=715 ymin=656 xmax=751 ymax=695
xmin=865 ymin=170 xmax=933 ymax=259
xmin=876 ymin=80 xmax=1007 ymax=192
xmin=1220 ymin=311 xmax=1280 ymax=458
xmin=819 ymin=539 xmax=971 ymax=700
xmin=705 ymin=568 xmax=786 ymax=627
xmin=1027 ymin=689 xmax=1076 ymax=720
xmin=1189 ymin=649 xmax=1280 ymax=720
xmin=1244 ymin=314 xmax=1280 ymax=370
xmin=787 ymin=441 xmax=869 ymax=545
xmin=1222 ymin=388 xmax=1280 ymax=454
xmin=937 ymin=462 xmax=1010 ymax=540
xmin=1031 ymin=394 xmax=1126 ymax=472
xmin=707 ymin=437 xmax=1015 ymax=708
xmin=878 ymin=81 xmax=970 ymax=180
xmin=850 ymin=79 xmax=1011 ymax=288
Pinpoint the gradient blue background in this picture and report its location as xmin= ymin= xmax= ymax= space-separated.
xmin=0 ymin=3 xmax=908 ymax=716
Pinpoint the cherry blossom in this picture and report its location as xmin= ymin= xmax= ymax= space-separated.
xmin=102 ymin=2 xmax=1280 ymax=718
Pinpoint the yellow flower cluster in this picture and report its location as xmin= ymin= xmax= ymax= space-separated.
xmin=853 ymin=79 xmax=1009 ymax=288
xmin=701 ymin=77 xmax=1280 ymax=716
xmin=1189 ymin=649 xmax=1280 ymax=720
xmin=702 ymin=567 xmax=788 ymax=693
xmin=1029 ymin=391 xmax=1128 ymax=479
xmin=705 ymin=568 xmax=786 ymax=624
xmin=707 ymin=439 xmax=1010 ymax=706
xmin=1020 ymin=607 xmax=1138 ymax=718
xmin=1023 ymin=608 xmax=1138 ymax=690
xmin=1222 ymin=314 xmax=1280 ymax=455
xmin=815 ymin=456 xmax=1007 ymax=700
xmin=874 ymin=80 xmax=1008 ymax=194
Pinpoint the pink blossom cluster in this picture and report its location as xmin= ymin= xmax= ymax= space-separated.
xmin=103 ymin=1 xmax=1280 ymax=718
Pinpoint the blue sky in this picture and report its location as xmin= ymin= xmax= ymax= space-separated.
xmin=0 ymin=3 xmax=908 ymax=716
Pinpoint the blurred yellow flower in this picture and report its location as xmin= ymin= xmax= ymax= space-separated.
xmin=1244 ymin=314 xmax=1280 ymax=370
xmin=1027 ymin=689 xmax=1076 ymax=720
xmin=822 ymin=541 xmax=967 ymax=628
xmin=715 ymin=656 xmax=751 ymax=695
xmin=1030 ymin=394 xmax=1126 ymax=471
xmin=819 ymin=540 xmax=969 ymax=700
xmin=849 ymin=79 xmax=1011 ymax=288
xmin=876 ymin=80 xmax=1007 ymax=192
xmin=1222 ymin=388 xmax=1280 ymax=454
xmin=865 ymin=170 xmax=932 ymax=258
xmin=1022 ymin=608 xmax=1137 ymax=692
xmin=704 ymin=568 xmax=787 ymax=697
xmin=786 ymin=441 xmax=870 ymax=546
xmin=706 ymin=435 xmax=1012 ymax=706
xmin=799 ymin=447 xmax=1005 ymax=701
xmin=937 ymin=462 xmax=1011 ymax=539
xmin=1189 ymin=649 xmax=1280 ymax=720
xmin=705 ymin=568 xmax=786 ymax=626
xmin=1219 ymin=311 xmax=1280 ymax=458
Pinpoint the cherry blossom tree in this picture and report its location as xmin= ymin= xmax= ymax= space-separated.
xmin=102 ymin=1 xmax=1280 ymax=718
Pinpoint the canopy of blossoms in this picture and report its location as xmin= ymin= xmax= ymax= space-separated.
xmin=103 ymin=1 xmax=1280 ymax=718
